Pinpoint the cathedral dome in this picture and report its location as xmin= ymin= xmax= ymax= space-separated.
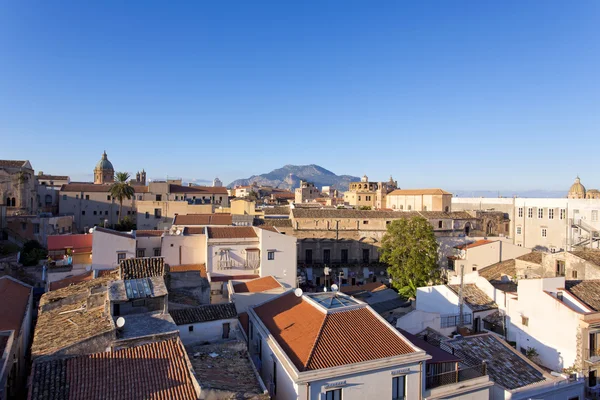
xmin=568 ymin=176 xmax=586 ymax=199
xmin=95 ymin=151 xmax=114 ymax=171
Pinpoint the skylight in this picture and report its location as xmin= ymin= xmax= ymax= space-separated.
xmin=310 ymin=293 xmax=359 ymax=309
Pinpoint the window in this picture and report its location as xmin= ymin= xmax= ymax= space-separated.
xmin=573 ymin=270 xmax=578 ymax=279
xmin=362 ymin=249 xmax=370 ymax=263
xmin=593 ymin=210 xmax=599 ymax=222
xmin=83 ymin=194 xmax=88 ymax=200
xmin=117 ymin=252 xmax=126 ymax=262
xmin=82 ymin=211 xmax=85 ymax=215
xmin=326 ymin=389 xmax=342 ymax=400
xmin=358 ymin=196 xmax=361 ymax=201
xmin=400 ymin=205 xmax=404 ymax=210
xmin=62 ymin=194 xmax=67 ymax=201
xmin=105 ymin=211 xmax=108 ymax=215
xmin=556 ymin=260 xmax=565 ymax=276
xmin=528 ymin=208 xmax=533 ymax=218
xmin=154 ymin=248 xmax=161 ymax=257
xmin=175 ymin=196 xmax=179 ymax=201
xmin=560 ymin=209 xmax=566 ymax=219
xmin=188 ymin=326 xmax=193 ymax=332
xmin=518 ymin=207 xmax=523 ymax=217
xmin=590 ymin=370 xmax=597 ymax=388
xmin=363 ymin=220 xmax=369 ymax=225
xmin=33 ymin=224 xmax=40 ymax=234
xmin=154 ymin=208 xmax=161 ymax=218
xmin=138 ymin=195 xmax=142 ymax=200
xmin=447 ymin=258 xmax=455 ymax=271
xmin=521 ymin=316 xmax=529 ymax=326
xmin=407 ymin=205 xmax=412 ymax=210
xmin=137 ymin=249 xmax=145 ymax=258
xmin=145 ymin=212 xmax=150 ymax=219
xmin=423 ymin=206 xmax=427 ymax=211
xmin=549 ymin=209 xmax=554 ymax=219
xmin=107 ymin=195 xmax=111 ymax=200
xmin=392 ymin=376 xmax=406 ymax=400
xmin=75 ymin=194 xmax=79 ymax=199
xmin=268 ymin=251 xmax=275 ymax=260
xmin=438 ymin=221 xmax=443 ymax=229
xmin=116 ymin=211 xmax=119 ymax=215
xmin=541 ymin=228 xmax=547 ymax=237
xmin=538 ymin=208 xmax=544 ymax=219
xmin=516 ymin=226 xmax=522 ymax=235
xmin=222 ymin=322 xmax=230 ymax=339
xmin=155 ymin=194 xmax=162 ymax=201
xmin=271 ymin=359 xmax=277 ymax=396
xmin=20 ymin=223 xmax=26 ymax=231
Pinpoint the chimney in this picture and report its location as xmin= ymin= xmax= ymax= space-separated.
xmin=188 ymin=183 xmax=193 ymax=187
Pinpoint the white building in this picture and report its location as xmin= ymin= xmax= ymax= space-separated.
xmin=446 ymin=239 xmax=530 ymax=276
xmin=169 ymin=303 xmax=239 ymax=345
xmin=227 ymin=275 xmax=287 ymax=314
xmin=91 ymin=227 xmax=136 ymax=270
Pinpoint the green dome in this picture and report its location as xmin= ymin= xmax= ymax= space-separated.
xmin=95 ymin=151 xmax=114 ymax=171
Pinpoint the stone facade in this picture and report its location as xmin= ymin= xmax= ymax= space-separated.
xmin=295 ymin=180 xmax=320 ymax=203
xmin=0 ymin=160 xmax=37 ymax=216
xmin=343 ymin=175 xmax=391 ymax=209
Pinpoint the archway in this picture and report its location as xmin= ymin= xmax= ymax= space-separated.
xmin=464 ymin=222 xmax=471 ymax=236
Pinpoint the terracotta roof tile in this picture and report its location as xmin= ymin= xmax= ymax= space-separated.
xmin=169 ymin=184 xmax=228 ymax=195
xmin=60 ymin=183 xmax=112 ymax=192
xmin=238 ymin=312 xmax=249 ymax=335
xmin=47 ymin=234 xmax=93 ymax=252
xmin=569 ymin=250 xmax=600 ymax=267
xmin=292 ymin=209 xmax=418 ymax=219
xmin=388 ymin=188 xmax=452 ymax=195
xmin=259 ymin=219 xmax=292 ymax=228
xmin=233 ymin=276 xmax=282 ymax=293
xmin=29 ymin=338 xmax=199 ymax=400
xmin=516 ymin=252 xmax=543 ymax=264
xmin=119 ymin=257 xmax=165 ymax=279
xmin=478 ymin=260 xmax=518 ymax=292
xmin=173 ymin=214 xmax=233 ymax=226
xmin=49 ymin=271 xmax=94 ymax=291
xmin=566 ymin=280 xmax=600 ymax=311
xmin=183 ymin=227 xmax=205 ymax=235
xmin=255 ymin=225 xmax=279 ymax=233
xmin=262 ymin=207 xmax=290 ymax=215
xmin=0 ymin=160 xmax=28 ymax=168
xmin=210 ymin=274 xmax=259 ymax=282
xmin=37 ymin=174 xmax=69 ymax=181
xmin=455 ymin=240 xmax=494 ymax=250
xmin=447 ymin=284 xmax=498 ymax=312
xmin=170 ymin=303 xmax=237 ymax=325
xmin=169 ymin=264 xmax=207 ymax=277
xmin=135 ymin=230 xmax=164 ymax=237
xmin=340 ymin=282 xmax=387 ymax=295
xmin=0 ymin=277 xmax=31 ymax=333
xmin=253 ymin=292 xmax=415 ymax=371
xmin=207 ymin=227 xmax=257 ymax=239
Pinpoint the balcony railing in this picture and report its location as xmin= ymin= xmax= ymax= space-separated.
xmin=425 ymin=363 xmax=487 ymax=390
xmin=297 ymin=259 xmax=385 ymax=267
xmin=585 ymin=348 xmax=600 ymax=363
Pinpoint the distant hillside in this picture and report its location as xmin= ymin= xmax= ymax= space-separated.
xmin=228 ymin=164 xmax=360 ymax=191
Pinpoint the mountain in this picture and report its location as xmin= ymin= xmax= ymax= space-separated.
xmin=228 ymin=165 xmax=360 ymax=191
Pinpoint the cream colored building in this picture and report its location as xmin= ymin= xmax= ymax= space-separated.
xmin=343 ymin=175 xmax=394 ymax=209
xmin=0 ymin=160 xmax=37 ymax=216
xmin=294 ymin=180 xmax=320 ymax=203
xmin=386 ymin=188 xmax=452 ymax=212
xmin=136 ymin=200 xmax=215 ymax=230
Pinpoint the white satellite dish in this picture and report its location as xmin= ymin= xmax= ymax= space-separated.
xmin=116 ymin=317 xmax=126 ymax=328
xmin=85 ymin=265 xmax=91 ymax=272
xmin=323 ymin=287 xmax=328 ymax=292
xmin=175 ymin=229 xmax=181 ymax=235
xmin=88 ymin=228 xmax=94 ymax=234
xmin=331 ymin=284 xmax=339 ymax=292
xmin=294 ymin=288 xmax=303 ymax=297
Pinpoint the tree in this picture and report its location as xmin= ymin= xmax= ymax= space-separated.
xmin=110 ymin=172 xmax=135 ymax=224
xmin=20 ymin=240 xmax=47 ymax=266
xmin=380 ymin=216 xmax=441 ymax=298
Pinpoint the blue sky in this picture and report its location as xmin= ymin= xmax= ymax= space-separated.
xmin=0 ymin=1 xmax=598 ymax=190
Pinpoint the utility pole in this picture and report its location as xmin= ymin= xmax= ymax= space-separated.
xmin=458 ymin=264 xmax=465 ymax=329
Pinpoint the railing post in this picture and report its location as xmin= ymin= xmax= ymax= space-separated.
xmin=482 ymin=361 xmax=487 ymax=375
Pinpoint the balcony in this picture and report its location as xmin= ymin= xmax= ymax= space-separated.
xmin=585 ymin=348 xmax=600 ymax=363
xmin=425 ymin=363 xmax=487 ymax=390
xmin=297 ymin=259 xmax=385 ymax=268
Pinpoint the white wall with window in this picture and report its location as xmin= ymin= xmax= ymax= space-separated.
xmin=257 ymin=228 xmax=298 ymax=288
xmin=177 ymin=317 xmax=238 ymax=345
xmin=91 ymin=227 xmax=136 ymax=269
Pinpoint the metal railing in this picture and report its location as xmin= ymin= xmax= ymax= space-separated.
xmin=440 ymin=313 xmax=472 ymax=328
xmin=425 ymin=363 xmax=487 ymax=390
xmin=297 ymin=259 xmax=385 ymax=267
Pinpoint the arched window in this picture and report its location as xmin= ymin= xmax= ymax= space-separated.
xmin=11 ymin=197 xmax=16 ymax=207
xmin=445 ymin=206 xmax=449 ymax=212
xmin=408 ymin=205 xmax=412 ymax=211
xmin=400 ymin=205 xmax=403 ymax=210
xmin=424 ymin=206 xmax=428 ymax=211
xmin=45 ymin=194 xmax=53 ymax=205
xmin=5 ymin=197 xmax=9 ymax=206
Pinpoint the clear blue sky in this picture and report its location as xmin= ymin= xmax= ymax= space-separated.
xmin=1 ymin=1 xmax=598 ymax=190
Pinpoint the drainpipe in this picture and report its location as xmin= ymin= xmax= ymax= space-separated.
xmin=418 ymin=360 xmax=423 ymax=400
xmin=306 ymin=382 xmax=310 ymax=400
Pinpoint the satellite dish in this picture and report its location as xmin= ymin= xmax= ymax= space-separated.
xmin=116 ymin=317 xmax=126 ymax=328
xmin=175 ymin=229 xmax=181 ymax=235
xmin=89 ymin=228 xmax=94 ymax=234
xmin=331 ymin=284 xmax=339 ymax=292
xmin=323 ymin=287 xmax=328 ymax=292
xmin=294 ymin=288 xmax=303 ymax=297
xmin=85 ymin=265 xmax=91 ymax=272
xmin=380 ymin=271 xmax=385 ymax=276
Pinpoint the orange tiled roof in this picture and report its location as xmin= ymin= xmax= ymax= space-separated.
xmin=29 ymin=338 xmax=199 ymax=400
xmin=0 ymin=277 xmax=31 ymax=333
xmin=47 ymin=234 xmax=93 ymax=252
xmin=173 ymin=214 xmax=233 ymax=226
xmin=388 ymin=188 xmax=452 ymax=196
xmin=233 ymin=276 xmax=282 ymax=293
xmin=169 ymin=184 xmax=228 ymax=195
xmin=253 ymin=292 xmax=415 ymax=371
xmin=455 ymin=239 xmax=494 ymax=250
xmin=135 ymin=230 xmax=164 ymax=237
xmin=238 ymin=312 xmax=249 ymax=335
xmin=49 ymin=271 xmax=94 ymax=291
xmin=169 ymin=264 xmax=207 ymax=277
xmin=207 ymin=227 xmax=257 ymax=239
xmin=340 ymin=282 xmax=387 ymax=294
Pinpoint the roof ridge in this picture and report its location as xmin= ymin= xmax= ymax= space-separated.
xmin=304 ymin=311 xmax=329 ymax=371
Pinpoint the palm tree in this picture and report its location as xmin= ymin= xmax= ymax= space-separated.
xmin=110 ymin=172 xmax=135 ymax=224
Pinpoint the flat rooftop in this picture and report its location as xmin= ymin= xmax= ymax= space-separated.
xmin=116 ymin=312 xmax=178 ymax=340
xmin=185 ymin=340 xmax=267 ymax=397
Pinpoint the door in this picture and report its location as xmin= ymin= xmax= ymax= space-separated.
xmin=362 ymin=249 xmax=370 ymax=263
xmin=474 ymin=317 xmax=480 ymax=333
xmin=323 ymin=249 xmax=331 ymax=264
xmin=341 ymin=249 xmax=348 ymax=263
xmin=305 ymin=249 xmax=313 ymax=263
xmin=222 ymin=323 xmax=230 ymax=339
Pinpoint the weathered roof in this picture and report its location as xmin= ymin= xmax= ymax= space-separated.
xmin=253 ymin=292 xmax=416 ymax=371
xmin=398 ymin=329 xmax=460 ymax=364
xmin=565 ymin=280 xmax=600 ymax=311
xmin=340 ymin=282 xmax=387 ymax=295
xmin=135 ymin=230 xmax=164 ymax=237
xmin=207 ymin=226 xmax=257 ymax=239
xmin=60 ymin=183 xmax=111 ymax=192
xmin=569 ymin=250 xmax=600 ymax=267
xmin=259 ymin=219 xmax=292 ymax=227
xmin=516 ymin=252 xmax=543 ymax=265
xmin=170 ymin=303 xmax=237 ymax=325
xmin=370 ymin=297 xmax=411 ymax=314
xmin=263 ymin=206 xmax=290 ymax=215
xmin=0 ymin=276 xmax=31 ymax=334
xmin=455 ymin=240 xmax=494 ymax=250
xmin=94 ymin=226 xmax=135 ymax=239
xmin=32 ymin=275 xmax=116 ymax=358
xmin=483 ymin=310 xmax=505 ymax=326
xmin=47 ymin=234 xmax=93 ymax=252
xmin=388 ymin=189 xmax=452 ymax=196
xmin=292 ymin=208 xmax=418 ymax=219
xmin=37 ymin=174 xmax=69 ymax=181
xmin=447 ymin=284 xmax=497 ymax=312
xmin=173 ymin=213 xmax=233 ymax=226
xmin=233 ymin=276 xmax=283 ymax=293
xmin=169 ymin=264 xmax=207 ymax=277
xmin=183 ymin=227 xmax=205 ymax=235
xmin=0 ymin=160 xmax=29 ymax=168
xmin=478 ymin=259 xmax=518 ymax=292
xmin=119 ymin=257 xmax=164 ymax=279
xmin=169 ymin=184 xmax=228 ymax=195
xmin=445 ymin=334 xmax=546 ymax=390
xmin=29 ymin=338 xmax=199 ymax=400
xmin=49 ymin=271 xmax=94 ymax=291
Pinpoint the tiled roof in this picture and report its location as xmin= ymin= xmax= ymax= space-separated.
xmin=29 ymin=338 xmax=199 ymax=400
xmin=478 ymin=259 xmax=518 ymax=292
xmin=47 ymin=234 xmax=93 ymax=252
xmin=0 ymin=160 xmax=28 ymax=168
xmin=183 ymin=227 xmax=205 ymax=235
xmin=207 ymin=226 xmax=257 ymax=239
xmin=259 ymin=219 xmax=292 ymax=227
xmin=32 ymin=275 xmax=116 ymax=358
xmin=255 ymin=225 xmax=279 ymax=233
xmin=483 ymin=310 xmax=505 ymax=326
xmin=97 ymin=268 xmax=118 ymax=277
xmin=397 ymin=329 xmax=460 ymax=364
xmin=169 ymin=184 xmax=228 ymax=195
xmin=292 ymin=208 xmax=418 ymax=219
xmin=169 ymin=264 xmax=207 ymax=277
xmin=60 ymin=183 xmax=112 ymax=192
xmin=455 ymin=240 xmax=494 ymax=250
xmin=340 ymin=282 xmax=387 ymax=295
xmin=566 ymin=280 xmax=600 ymax=311
xmin=119 ymin=257 xmax=164 ymax=279
xmin=94 ymin=226 xmax=135 ymax=239
xmin=170 ymin=303 xmax=237 ymax=325
xmin=569 ymin=250 xmax=600 ymax=266
xmin=37 ymin=174 xmax=69 ymax=181
xmin=420 ymin=211 xmax=474 ymax=220
xmin=445 ymin=334 xmax=546 ymax=390
xmin=388 ymin=189 xmax=452 ymax=196
xmin=211 ymin=274 xmax=259 ymax=282
xmin=49 ymin=271 xmax=94 ymax=291
xmin=238 ymin=312 xmax=249 ymax=335
xmin=253 ymin=292 xmax=415 ymax=371
xmin=0 ymin=277 xmax=31 ymax=333
xmin=370 ymin=298 xmax=411 ymax=314
xmin=233 ymin=276 xmax=282 ymax=293
xmin=447 ymin=284 xmax=497 ymax=312
xmin=516 ymin=252 xmax=543 ymax=265
xmin=173 ymin=213 xmax=232 ymax=226
xmin=263 ymin=207 xmax=290 ymax=215
xmin=135 ymin=230 xmax=164 ymax=237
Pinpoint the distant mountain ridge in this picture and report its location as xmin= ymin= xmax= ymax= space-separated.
xmin=228 ymin=164 xmax=360 ymax=191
